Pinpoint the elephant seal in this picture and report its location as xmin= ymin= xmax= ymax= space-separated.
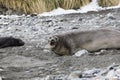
xmin=45 ymin=29 xmax=120 ymax=56
xmin=0 ymin=36 xmax=25 ymax=48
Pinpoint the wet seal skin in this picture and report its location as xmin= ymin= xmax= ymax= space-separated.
xmin=0 ymin=36 xmax=25 ymax=48
xmin=45 ymin=29 xmax=120 ymax=56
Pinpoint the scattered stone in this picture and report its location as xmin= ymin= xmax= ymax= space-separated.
xmin=30 ymin=13 xmax=38 ymax=17
xmin=45 ymin=20 xmax=52 ymax=23
xmin=31 ymin=27 xmax=39 ymax=31
xmin=1 ymin=77 xmax=13 ymax=80
xmin=83 ymin=68 xmax=101 ymax=78
xmin=107 ymin=13 xmax=116 ymax=20
xmin=108 ymin=16 xmax=116 ymax=20
xmin=0 ymin=55 xmax=53 ymax=67
xmin=54 ymin=27 xmax=64 ymax=31
xmin=71 ymin=27 xmax=79 ymax=29
xmin=68 ymin=71 xmax=82 ymax=79
xmin=78 ymin=18 xmax=83 ymax=21
xmin=71 ymin=20 xmax=76 ymax=23
xmin=74 ymin=50 xmax=89 ymax=57
xmin=44 ymin=75 xmax=67 ymax=80
xmin=57 ymin=27 xmax=63 ymax=29
xmin=67 ymin=65 xmax=120 ymax=80
xmin=60 ymin=19 xmax=67 ymax=22
xmin=94 ymin=50 xmax=107 ymax=55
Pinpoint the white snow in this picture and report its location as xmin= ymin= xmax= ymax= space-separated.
xmin=0 ymin=0 xmax=119 ymax=17
xmin=39 ymin=8 xmax=78 ymax=16
xmin=79 ymin=0 xmax=101 ymax=13
xmin=39 ymin=0 xmax=120 ymax=16
xmin=0 ymin=14 xmax=25 ymax=18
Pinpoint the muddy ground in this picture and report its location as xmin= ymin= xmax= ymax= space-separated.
xmin=0 ymin=8 xmax=120 ymax=80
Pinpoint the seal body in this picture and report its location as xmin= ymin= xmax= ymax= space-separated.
xmin=45 ymin=29 xmax=120 ymax=56
xmin=0 ymin=37 xmax=25 ymax=48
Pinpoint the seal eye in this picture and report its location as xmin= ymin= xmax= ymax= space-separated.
xmin=55 ymin=37 xmax=58 ymax=41
xmin=50 ymin=40 xmax=55 ymax=46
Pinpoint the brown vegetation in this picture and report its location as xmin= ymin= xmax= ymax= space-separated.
xmin=98 ymin=0 xmax=120 ymax=7
xmin=60 ymin=0 xmax=91 ymax=10
xmin=0 ymin=0 xmax=120 ymax=14
xmin=0 ymin=0 xmax=91 ymax=14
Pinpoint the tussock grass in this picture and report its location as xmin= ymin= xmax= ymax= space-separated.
xmin=0 ymin=0 xmax=59 ymax=14
xmin=1 ymin=0 xmax=120 ymax=14
xmin=0 ymin=0 xmax=92 ymax=14
xmin=98 ymin=0 xmax=120 ymax=7
xmin=60 ymin=0 xmax=91 ymax=9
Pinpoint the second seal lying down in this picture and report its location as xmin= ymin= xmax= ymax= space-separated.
xmin=0 ymin=37 xmax=24 ymax=48
xmin=45 ymin=29 xmax=120 ymax=56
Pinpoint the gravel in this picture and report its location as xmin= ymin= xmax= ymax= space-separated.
xmin=0 ymin=8 xmax=120 ymax=80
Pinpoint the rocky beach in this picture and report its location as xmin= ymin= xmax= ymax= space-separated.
xmin=0 ymin=7 xmax=120 ymax=80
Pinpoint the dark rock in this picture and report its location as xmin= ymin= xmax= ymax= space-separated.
xmin=45 ymin=20 xmax=52 ymax=23
xmin=79 ymin=18 xmax=83 ymax=21
xmin=108 ymin=16 xmax=116 ymax=20
xmin=60 ymin=19 xmax=68 ymax=22
xmin=72 ymin=27 xmax=79 ymax=29
xmin=30 ymin=13 xmax=38 ymax=17
xmin=2 ymin=77 xmax=13 ymax=80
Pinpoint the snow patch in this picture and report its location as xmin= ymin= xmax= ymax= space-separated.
xmin=0 ymin=14 xmax=25 ymax=18
xmin=39 ymin=0 xmax=120 ymax=16
xmin=39 ymin=8 xmax=78 ymax=16
xmin=0 ymin=0 xmax=120 ymax=17
xmin=79 ymin=0 xmax=101 ymax=13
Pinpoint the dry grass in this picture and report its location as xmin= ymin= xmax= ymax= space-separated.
xmin=60 ymin=0 xmax=91 ymax=9
xmin=0 ymin=0 xmax=120 ymax=14
xmin=0 ymin=0 xmax=59 ymax=14
xmin=0 ymin=0 xmax=92 ymax=14
xmin=98 ymin=0 xmax=120 ymax=7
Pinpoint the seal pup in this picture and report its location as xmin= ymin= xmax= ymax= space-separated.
xmin=45 ymin=29 xmax=120 ymax=56
xmin=0 ymin=36 xmax=25 ymax=48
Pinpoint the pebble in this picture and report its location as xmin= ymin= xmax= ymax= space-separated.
xmin=30 ymin=13 xmax=38 ymax=17
xmin=67 ymin=65 xmax=120 ymax=80
xmin=74 ymin=50 xmax=89 ymax=57
xmin=68 ymin=71 xmax=82 ymax=79
xmin=107 ymin=13 xmax=116 ymax=20
xmin=43 ymin=65 xmax=120 ymax=80
xmin=71 ymin=27 xmax=79 ymax=29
